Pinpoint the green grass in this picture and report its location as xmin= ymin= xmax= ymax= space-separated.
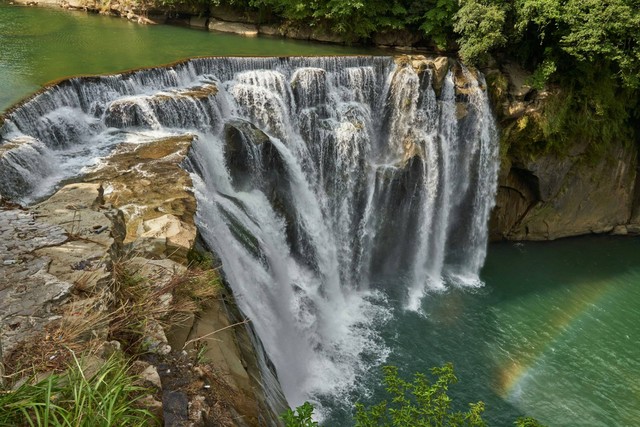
xmin=0 ymin=353 xmax=156 ymax=427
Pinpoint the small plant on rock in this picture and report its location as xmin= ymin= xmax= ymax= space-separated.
xmin=281 ymin=401 xmax=319 ymax=427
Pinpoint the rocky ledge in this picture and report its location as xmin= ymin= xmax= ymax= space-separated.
xmin=485 ymin=62 xmax=640 ymax=241
xmin=0 ymin=134 xmax=286 ymax=426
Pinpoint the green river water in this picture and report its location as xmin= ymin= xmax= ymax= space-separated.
xmin=0 ymin=2 xmax=377 ymax=112
xmin=1 ymin=3 xmax=639 ymax=425
xmin=324 ymin=237 xmax=640 ymax=426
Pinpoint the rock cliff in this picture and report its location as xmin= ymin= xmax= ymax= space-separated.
xmin=486 ymin=63 xmax=640 ymax=241
xmin=0 ymin=134 xmax=287 ymax=426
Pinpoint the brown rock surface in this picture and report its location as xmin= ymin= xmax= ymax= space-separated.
xmin=84 ymin=134 xmax=197 ymax=261
xmin=487 ymin=64 xmax=639 ymax=241
xmin=1 ymin=133 xmax=287 ymax=425
xmin=208 ymin=19 xmax=258 ymax=37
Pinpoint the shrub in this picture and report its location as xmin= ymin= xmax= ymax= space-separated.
xmin=282 ymin=364 xmax=546 ymax=427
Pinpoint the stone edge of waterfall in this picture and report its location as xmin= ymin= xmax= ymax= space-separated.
xmin=0 ymin=55 xmax=387 ymax=120
xmin=0 ymin=132 xmax=289 ymax=426
xmin=0 ymin=56 xmax=195 ymax=119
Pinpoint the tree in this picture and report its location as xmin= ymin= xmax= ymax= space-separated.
xmin=354 ymin=363 xmax=487 ymax=427
xmin=454 ymin=0 xmax=507 ymax=64
xmin=282 ymin=364 xmax=546 ymax=427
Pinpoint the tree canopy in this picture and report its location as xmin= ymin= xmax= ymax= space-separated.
xmin=456 ymin=0 xmax=640 ymax=90
xmin=183 ymin=0 xmax=640 ymax=92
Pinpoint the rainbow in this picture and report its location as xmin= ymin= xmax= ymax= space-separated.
xmin=496 ymin=279 xmax=614 ymax=399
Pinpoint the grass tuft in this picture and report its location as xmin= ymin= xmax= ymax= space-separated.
xmin=108 ymin=254 xmax=222 ymax=354
xmin=0 ymin=352 xmax=156 ymax=427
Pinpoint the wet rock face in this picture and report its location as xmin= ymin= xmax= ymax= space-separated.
xmin=490 ymin=139 xmax=638 ymax=241
xmin=221 ymin=119 xmax=316 ymax=273
xmin=369 ymin=156 xmax=425 ymax=275
xmin=224 ymin=119 xmax=271 ymax=190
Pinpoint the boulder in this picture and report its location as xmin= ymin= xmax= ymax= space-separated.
xmin=395 ymin=55 xmax=451 ymax=98
xmin=429 ymin=56 xmax=451 ymax=96
xmin=141 ymin=214 xmax=197 ymax=260
xmin=208 ymin=19 xmax=258 ymax=37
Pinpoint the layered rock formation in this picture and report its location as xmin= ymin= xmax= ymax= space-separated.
xmin=486 ymin=63 xmax=640 ymax=241
xmin=0 ymin=135 xmax=286 ymax=426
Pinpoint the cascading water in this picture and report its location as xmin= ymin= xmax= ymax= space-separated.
xmin=0 ymin=56 xmax=499 ymax=411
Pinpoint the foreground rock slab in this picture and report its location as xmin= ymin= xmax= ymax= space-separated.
xmin=0 ymin=134 xmax=287 ymax=425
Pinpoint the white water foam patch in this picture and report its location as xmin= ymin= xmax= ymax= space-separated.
xmin=309 ymin=291 xmax=392 ymax=422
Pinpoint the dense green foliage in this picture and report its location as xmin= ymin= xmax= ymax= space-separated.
xmin=353 ymin=364 xmax=487 ymax=427
xmin=164 ymin=0 xmax=460 ymax=42
xmin=455 ymin=0 xmax=640 ymax=87
xmin=0 ymin=354 xmax=155 ymax=427
xmin=282 ymin=364 xmax=545 ymax=427
xmin=455 ymin=0 xmax=640 ymax=154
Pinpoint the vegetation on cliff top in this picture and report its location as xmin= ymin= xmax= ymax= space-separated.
xmin=0 ymin=354 xmax=156 ymax=426
xmin=455 ymin=0 xmax=640 ymax=157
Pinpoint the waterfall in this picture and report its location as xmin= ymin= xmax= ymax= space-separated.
xmin=0 ymin=56 xmax=499 ymax=408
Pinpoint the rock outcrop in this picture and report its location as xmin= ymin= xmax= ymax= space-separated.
xmin=490 ymin=142 xmax=638 ymax=240
xmin=0 ymin=134 xmax=287 ymax=426
xmin=487 ymin=62 xmax=640 ymax=240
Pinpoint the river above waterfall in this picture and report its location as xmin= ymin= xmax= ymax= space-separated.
xmin=1 ymin=6 xmax=639 ymax=426
xmin=0 ymin=2 xmax=380 ymax=112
